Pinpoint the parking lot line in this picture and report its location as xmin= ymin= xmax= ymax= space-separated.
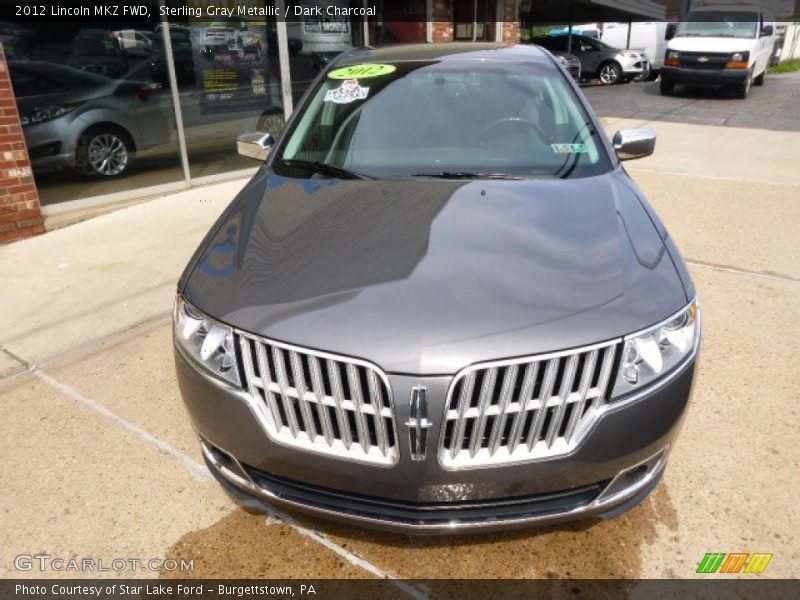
xmin=22 ymin=361 xmax=427 ymax=598
xmin=30 ymin=366 xmax=212 ymax=483
xmin=685 ymin=259 xmax=800 ymax=285
xmin=628 ymin=167 xmax=800 ymax=188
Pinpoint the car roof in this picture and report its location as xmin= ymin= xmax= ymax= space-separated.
xmin=335 ymin=43 xmax=555 ymax=67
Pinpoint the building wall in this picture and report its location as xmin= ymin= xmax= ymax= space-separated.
xmin=501 ymin=0 xmax=522 ymax=42
xmin=0 ymin=45 xmax=43 ymax=244
xmin=430 ymin=0 xmax=521 ymax=43
xmin=431 ymin=0 xmax=455 ymax=41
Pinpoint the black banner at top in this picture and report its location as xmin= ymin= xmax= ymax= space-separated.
xmin=2 ymin=0 xmax=799 ymax=24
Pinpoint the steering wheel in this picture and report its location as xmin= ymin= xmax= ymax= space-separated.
xmin=480 ymin=116 xmax=549 ymax=145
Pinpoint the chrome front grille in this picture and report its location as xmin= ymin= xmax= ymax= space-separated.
xmin=439 ymin=341 xmax=619 ymax=469
xmin=237 ymin=333 xmax=398 ymax=465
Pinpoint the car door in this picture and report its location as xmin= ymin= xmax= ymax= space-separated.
xmin=576 ymin=36 xmax=603 ymax=75
xmin=756 ymin=14 xmax=774 ymax=74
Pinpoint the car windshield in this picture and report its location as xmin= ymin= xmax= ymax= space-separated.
xmin=676 ymin=12 xmax=759 ymax=38
xmin=277 ymin=60 xmax=610 ymax=179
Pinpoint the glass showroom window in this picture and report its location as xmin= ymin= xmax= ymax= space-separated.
xmin=2 ymin=5 xmax=183 ymax=208
xmin=169 ymin=1 xmax=365 ymax=177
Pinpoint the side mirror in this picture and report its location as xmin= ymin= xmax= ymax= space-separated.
xmin=613 ymin=128 xmax=656 ymax=161
xmin=761 ymin=25 xmax=773 ymax=36
xmin=665 ymin=23 xmax=677 ymax=41
xmin=236 ymin=131 xmax=274 ymax=162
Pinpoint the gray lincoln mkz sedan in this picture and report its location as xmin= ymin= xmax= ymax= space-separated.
xmin=174 ymin=43 xmax=700 ymax=533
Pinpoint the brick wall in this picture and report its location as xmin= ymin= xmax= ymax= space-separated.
xmin=0 ymin=45 xmax=44 ymax=244
xmin=431 ymin=0 xmax=454 ymax=42
xmin=500 ymin=0 xmax=521 ymax=43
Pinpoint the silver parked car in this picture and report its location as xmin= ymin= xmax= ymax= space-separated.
xmin=174 ymin=44 xmax=700 ymax=533
xmin=10 ymin=62 xmax=173 ymax=177
xmin=534 ymin=34 xmax=650 ymax=84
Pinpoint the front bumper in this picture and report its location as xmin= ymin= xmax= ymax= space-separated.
xmin=661 ymin=65 xmax=749 ymax=85
xmin=618 ymin=55 xmax=650 ymax=76
xmin=175 ymin=344 xmax=696 ymax=533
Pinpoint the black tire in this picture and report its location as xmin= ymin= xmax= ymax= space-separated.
xmin=74 ymin=127 xmax=133 ymax=177
xmin=598 ymin=61 xmax=623 ymax=85
xmin=735 ymin=70 xmax=752 ymax=99
xmin=754 ymin=69 xmax=766 ymax=86
xmin=647 ymin=70 xmax=660 ymax=82
xmin=660 ymin=78 xmax=675 ymax=95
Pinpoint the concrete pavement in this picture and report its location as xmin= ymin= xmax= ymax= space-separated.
xmin=1 ymin=117 xmax=798 ymax=581
xmin=585 ymin=72 xmax=800 ymax=132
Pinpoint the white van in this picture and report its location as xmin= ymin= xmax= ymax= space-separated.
xmin=661 ymin=4 xmax=775 ymax=98
xmin=601 ymin=22 xmax=674 ymax=77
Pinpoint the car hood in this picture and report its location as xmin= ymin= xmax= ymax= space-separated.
xmin=668 ymin=37 xmax=756 ymax=53
xmin=183 ymin=170 xmax=687 ymax=374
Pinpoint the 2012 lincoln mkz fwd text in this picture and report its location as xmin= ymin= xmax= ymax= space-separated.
xmin=173 ymin=44 xmax=701 ymax=533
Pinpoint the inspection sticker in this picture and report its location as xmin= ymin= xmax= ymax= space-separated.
xmin=324 ymin=79 xmax=370 ymax=104
xmin=328 ymin=64 xmax=396 ymax=79
xmin=551 ymin=143 xmax=588 ymax=154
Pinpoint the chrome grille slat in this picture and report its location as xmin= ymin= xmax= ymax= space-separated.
xmin=564 ymin=349 xmax=598 ymax=442
xmin=440 ymin=341 xmax=621 ymax=468
xmin=367 ymin=370 xmax=388 ymax=456
xmin=237 ymin=332 xmax=398 ymax=465
xmin=488 ymin=365 xmax=519 ymax=455
xmin=450 ymin=372 xmax=476 ymax=459
xmin=469 ymin=367 xmax=498 ymax=457
xmin=327 ymin=358 xmax=353 ymax=450
xmin=347 ymin=364 xmax=371 ymax=453
xmin=272 ymin=346 xmax=300 ymax=438
xmin=308 ymin=355 xmax=335 ymax=447
xmin=545 ymin=354 xmax=578 ymax=448
xmin=289 ymin=350 xmax=317 ymax=442
xmin=507 ymin=362 xmax=537 ymax=453
xmin=254 ymin=341 xmax=283 ymax=430
xmin=527 ymin=358 xmax=558 ymax=451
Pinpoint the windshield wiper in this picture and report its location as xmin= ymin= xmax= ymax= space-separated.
xmin=412 ymin=171 xmax=522 ymax=180
xmin=281 ymin=159 xmax=374 ymax=180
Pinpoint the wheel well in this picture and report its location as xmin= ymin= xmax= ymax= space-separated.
xmin=78 ymin=122 xmax=136 ymax=153
xmin=599 ymin=59 xmax=622 ymax=73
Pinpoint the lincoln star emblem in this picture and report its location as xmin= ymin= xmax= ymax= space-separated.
xmin=405 ymin=386 xmax=432 ymax=461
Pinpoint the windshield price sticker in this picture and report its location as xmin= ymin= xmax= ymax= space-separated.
xmin=551 ymin=143 xmax=588 ymax=154
xmin=328 ymin=64 xmax=397 ymax=79
xmin=324 ymin=79 xmax=370 ymax=104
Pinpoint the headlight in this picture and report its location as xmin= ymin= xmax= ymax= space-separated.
xmin=613 ymin=300 xmax=700 ymax=397
xmin=731 ymin=51 xmax=749 ymax=63
xmin=20 ymin=102 xmax=82 ymax=126
xmin=173 ymin=296 xmax=241 ymax=387
xmin=667 ymin=50 xmax=680 ymax=60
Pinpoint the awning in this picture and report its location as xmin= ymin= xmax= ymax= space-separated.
xmin=521 ymin=0 xmax=667 ymax=23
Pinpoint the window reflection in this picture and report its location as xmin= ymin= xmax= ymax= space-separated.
xmin=3 ymin=15 xmax=183 ymax=207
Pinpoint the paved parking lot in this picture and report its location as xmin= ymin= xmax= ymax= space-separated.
xmin=1 ymin=96 xmax=799 ymax=585
xmin=585 ymin=72 xmax=800 ymax=132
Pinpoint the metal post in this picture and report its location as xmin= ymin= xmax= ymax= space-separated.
xmin=426 ymin=0 xmax=433 ymax=43
xmin=275 ymin=1 xmax=294 ymax=121
xmin=626 ymin=16 xmax=632 ymax=49
xmin=362 ymin=0 xmax=370 ymax=46
xmin=567 ymin=0 xmax=574 ymax=54
xmin=159 ymin=0 xmax=190 ymax=183
xmin=472 ymin=0 xmax=478 ymax=41
xmin=567 ymin=23 xmax=573 ymax=54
